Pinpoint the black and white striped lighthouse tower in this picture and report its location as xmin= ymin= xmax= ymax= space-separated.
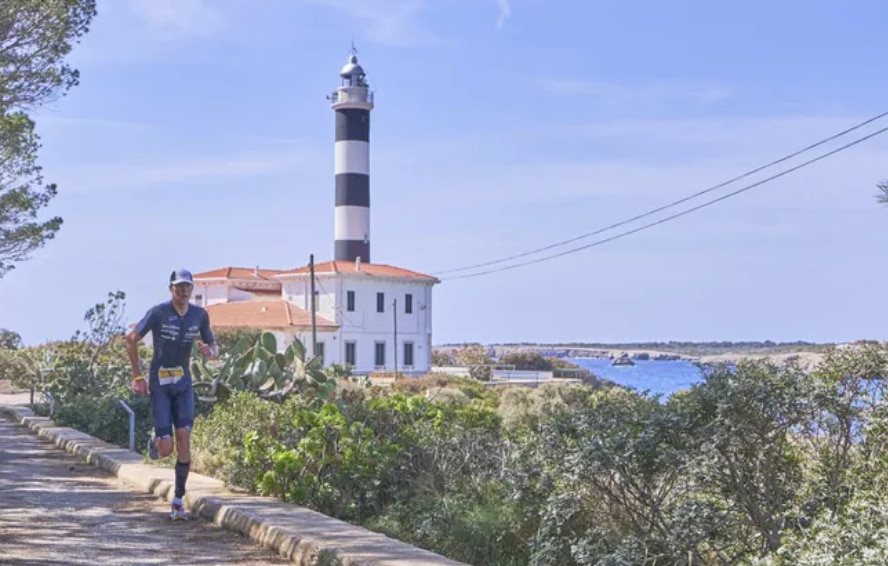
xmin=329 ymin=46 xmax=374 ymax=263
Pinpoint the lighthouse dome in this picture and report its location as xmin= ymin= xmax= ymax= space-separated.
xmin=340 ymin=54 xmax=365 ymax=78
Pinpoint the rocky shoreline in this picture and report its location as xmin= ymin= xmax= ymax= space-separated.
xmin=488 ymin=346 xmax=693 ymax=362
xmin=484 ymin=345 xmax=835 ymax=369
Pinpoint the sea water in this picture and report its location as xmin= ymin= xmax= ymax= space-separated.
xmin=571 ymin=358 xmax=704 ymax=398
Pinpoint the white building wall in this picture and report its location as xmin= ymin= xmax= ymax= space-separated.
xmin=282 ymin=280 xmax=338 ymax=323
xmin=279 ymin=275 xmax=435 ymax=374
xmin=192 ymin=282 xmax=229 ymax=306
xmin=194 ymin=280 xmax=282 ymax=307
xmin=194 ymin=273 xmax=436 ymax=375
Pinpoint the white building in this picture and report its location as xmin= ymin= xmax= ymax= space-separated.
xmin=192 ymin=260 xmax=439 ymax=375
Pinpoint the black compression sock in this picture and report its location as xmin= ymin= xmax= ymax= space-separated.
xmin=174 ymin=460 xmax=190 ymax=499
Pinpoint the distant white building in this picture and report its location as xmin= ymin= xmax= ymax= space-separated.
xmin=189 ymin=48 xmax=441 ymax=375
xmin=192 ymin=261 xmax=438 ymax=375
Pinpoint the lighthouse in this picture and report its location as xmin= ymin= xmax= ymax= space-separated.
xmin=329 ymin=46 xmax=374 ymax=263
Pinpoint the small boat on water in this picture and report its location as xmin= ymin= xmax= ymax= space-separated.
xmin=611 ymin=355 xmax=635 ymax=366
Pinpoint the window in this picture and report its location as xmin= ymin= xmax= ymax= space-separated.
xmin=314 ymin=342 xmax=325 ymax=362
xmin=403 ymin=342 xmax=414 ymax=367
xmin=376 ymin=292 xmax=385 ymax=313
xmin=194 ymin=294 xmax=203 ymax=306
xmin=405 ymin=293 xmax=413 ymax=314
xmin=375 ymin=341 xmax=386 ymax=367
xmin=345 ymin=341 xmax=356 ymax=366
xmin=346 ymin=290 xmax=355 ymax=312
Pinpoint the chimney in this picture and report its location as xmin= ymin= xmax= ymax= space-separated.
xmin=355 ymin=256 xmax=361 ymax=272
xmin=254 ymin=265 xmax=259 ymax=277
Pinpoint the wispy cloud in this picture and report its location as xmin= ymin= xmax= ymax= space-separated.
xmin=495 ymin=0 xmax=511 ymax=30
xmin=126 ymin=0 xmax=229 ymax=41
xmin=306 ymin=0 xmax=452 ymax=47
xmin=61 ymin=143 xmax=325 ymax=194
xmin=374 ymin=114 xmax=888 ymax=211
xmin=538 ymin=78 xmax=733 ymax=105
xmin=35 ymin=114 xmax=163 ymax=135
xmin=70 ymin=0 xmax=240 ymax=65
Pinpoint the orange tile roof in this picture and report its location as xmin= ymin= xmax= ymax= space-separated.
xmin=276 ymin=261 xmax=439 ymax=282
xmin=206 ymin=300 xmax=338 ymax=330
xmin=193 ymin=267 xmax=284 ymax=281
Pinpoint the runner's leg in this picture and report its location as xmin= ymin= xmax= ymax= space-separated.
xmin=170 ymin=383 xmax=194 ymax=519
xmin=149 ymin=384 xmax=174 ymax=459
xmin=173 ymin=383 xmax=194 ymax=497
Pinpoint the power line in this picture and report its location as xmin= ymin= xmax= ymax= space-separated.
xmin=432 ymin=111 xmax=888 ymax=276
xmin=442 ymin=123 xmax=888 ymax=281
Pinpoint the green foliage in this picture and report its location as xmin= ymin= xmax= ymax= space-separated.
xmin=685 ymin=359 xmax=811 ymax=556
xmin=28 ymin=296 xmax=888 ymax=566
xmin=547 ymin=357 xmax=599 ymax=384
xmin=752 ymin=493 xmax=888 ymax=566
xmin=496 ymin=382 xmax=595 ymax=430
xmin=190 ymin=330 xmax=336 ymax=405
xmin=499 ymin=352 xmax=554 ymax=371
xmin=190 ymin=391 xmax=298 ymax=489
xmin=0 ymin=0 xmax=98 ymax=276
xmin=366 ymin=490 xmax=529 ymax=566
xmin=212 ymin=327 xmax=262 ymax=353
xmin=0 ymin=328 xmax=22 ymax=349
xmin=430 ymin=349 xmax=452 ymax=366
xmin=452 ymin=344 xmax=494 ymax=381
xmin=877 ymin=180 xmax=888 ymax=206
xmin=244 ymin=401 xmax=403 ymax=521
xmin=54 ymin=391 xmax=154 ymax=452
xmin=0 ymin=0 xmax=98 ymax=111
xmin=0 ymin=111 xmax=62 ymax=276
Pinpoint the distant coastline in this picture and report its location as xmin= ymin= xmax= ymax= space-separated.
xmin=436 ymin=341 xmax=857 ymax=370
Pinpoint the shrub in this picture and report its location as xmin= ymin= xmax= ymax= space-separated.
xmin=190 ymin=391 xmax=302 ymax=489
xmin=54 ymin=391 xmax=154 ymax=452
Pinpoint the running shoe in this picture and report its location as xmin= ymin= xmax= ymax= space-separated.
xmin=146 ymin=435 xmax=159 ymax=460
xmin=170 ymin=497 xmax=190 ymax=521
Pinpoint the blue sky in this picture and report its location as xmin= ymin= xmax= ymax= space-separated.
xmin=2 ymin=0 xmax=887 ymax=346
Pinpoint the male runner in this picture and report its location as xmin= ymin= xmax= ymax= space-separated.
xmin=125 ymin=268 xmax=218 ymax=520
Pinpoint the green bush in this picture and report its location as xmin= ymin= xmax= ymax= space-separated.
xmin=366 ymin=489 xmax=528 ymax=566
xmin=190 ymin=391 xmax=302 ymax=489
xmin=54 ymin=391 xmax=154 ymax=453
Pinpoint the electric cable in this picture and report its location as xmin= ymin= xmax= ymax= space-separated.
xmin=441 ymin=123 xmax=888 ymax=281
xmin=432 ymin=111 xmax=888 ymax=276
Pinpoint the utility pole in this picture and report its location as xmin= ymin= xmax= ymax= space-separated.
xmin=393 ymin=298 xmax=398 ymax=378
xmin=309 ymin=254 xmax=317 ymax=358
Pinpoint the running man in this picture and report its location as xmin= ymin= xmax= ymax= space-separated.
xmin=125 ymin=268 xmax=218 ymax=521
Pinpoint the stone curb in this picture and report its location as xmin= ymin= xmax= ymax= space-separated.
xmin=0 ymin=403 xmax=469 ymax=566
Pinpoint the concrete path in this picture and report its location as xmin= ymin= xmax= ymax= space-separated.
xmin=0 ymin=418 xmax=292 ymax=565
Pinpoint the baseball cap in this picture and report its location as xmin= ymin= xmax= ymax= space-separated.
xmin=170 ymin=268 xmax=194 ymax=285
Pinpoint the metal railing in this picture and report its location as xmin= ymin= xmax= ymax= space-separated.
xmin=117 ymin=399 xmax=135 ymax=452
xmin=329 ymin=87 xmax=374 ymax=106
xmin=43 ymin=391 xmax=55 ymax=417
xmin=24 ymin=363 xmax=139 ymax=453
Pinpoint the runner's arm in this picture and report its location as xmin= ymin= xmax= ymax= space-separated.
xmin=126 ymin=308 xmax=156 ymax=378
xmin=199 ymin=310 xmax=218 ymax=359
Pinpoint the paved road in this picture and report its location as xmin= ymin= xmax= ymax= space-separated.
xmin=0 ymin=418 xmax=293 ymax=565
